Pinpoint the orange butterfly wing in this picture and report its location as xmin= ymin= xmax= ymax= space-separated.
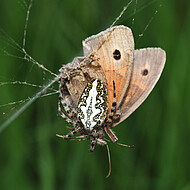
xmin=83 ymin=25 xmax=134 ymax=113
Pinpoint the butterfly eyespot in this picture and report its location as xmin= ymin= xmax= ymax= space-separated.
xmin=142 ymin=69 xmax=149 ymax=76
xmin=113 ymin=49 xmax=121 ymax=60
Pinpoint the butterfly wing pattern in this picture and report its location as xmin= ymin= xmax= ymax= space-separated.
xmin=83 ymin=26 xmax=134 ymax=112
xmin=113 ymin=48 xmax=166 ymax=126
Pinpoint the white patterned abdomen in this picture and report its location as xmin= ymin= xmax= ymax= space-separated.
xmin=78 ymin=79 xmax=108 ymax=131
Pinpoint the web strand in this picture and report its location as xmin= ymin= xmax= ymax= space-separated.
xmin=0 ymin=74 xmax=60 ymax=133
xmin=131 ymin=0 xmax=138 ymax=27
xmin=110 ymin=0 xmax=134 ymax=28
xmin=0 ymin=91 xmax=58 ymax=108
xmin=0 ymin=81 xmax=57 ymax=91
xmin=23 ymin=0 xmax=33 ymax=49
xmin=0 ymin=1 xmax=57 ymax=77
xmin=137 ymin=5 xmax=160 ymax=40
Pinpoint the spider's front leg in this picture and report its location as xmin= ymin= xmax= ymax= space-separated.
xmin=58 ymin=96 xmax=77 ymax=125
xmin=89 ymin=137 xmax=108 ymax=152
xmin=89 ymin=129 xmax=107 ymax=152
xmin=89 ymin=138 xmax=96 ymax=152
xmin=58 ymin=96 xmax=83 ymax=139
xmin=58 ymin=82 xmax=82 ymax=138
xmin=104 ymin=81 xmax=121 ymax=143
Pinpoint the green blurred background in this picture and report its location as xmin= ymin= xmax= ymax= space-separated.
xmin=0 ymin=0 xmax=190 ymax=189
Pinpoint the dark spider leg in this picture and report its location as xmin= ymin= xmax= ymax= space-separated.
xmin=112 ymin=109 xmax=121 ymax=121
xmin=59 ymin=84 xmax=78 ymax=120
xmin=104 ymin=127 xmax=118 ymax=143
xmin=70 ymin=138 xmax=87 ymax=141
xmin=89 ymin=129 xmax=107 ymax=151
xmin=58 ymin=96 xmax=77 ymax=126
xmin=64 ymin=125 xmax=82 ymax=138
xmin=89 ymin=135 xmax=107 ymax=151
xmin=56 ymin=134 xmax=88 ymax=141
xmin=89 ymin=129 xmax=102 ymax=152
xmin=59 ymin=95 xmax=77 ymax=119
xmin=56 ymin=125 xmax=82 ymax=140
xmin=104 ymin=81 xmax=119 ymax=143
xmin=90 ymin=138 xmax=97 ymax=152
xmin=107 ymin=80 xmax=117 ymax=123
xmin=58 ymin=93 xmax=83 ymax=139
xmin=65 ymin=126 xmax=73 ymax=130
xmin=58 ymin=84 xmax=84 ymax=139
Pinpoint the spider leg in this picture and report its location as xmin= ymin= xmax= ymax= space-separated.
xmin=89 ymin=130 xmax=100 ymax=152
xmin=58 ymin=96 xmax=77 ymax=126
xmin=65 ymin=125 xmax=82 ymax=138
xmin=58 ymin=83 xmax=88 ymax=140
xmin=89 ymin=135 xmax=108 ymax=152
xmin=71 ymin=138 xmax=87 ymax=142
xmin=56 ymin=134 xmax=88 ymax=141
xmin=59 ymin=84 xmax=78 ymax=119
xmin=107 ymin=80 xmax=117 ymax=123
xmin=90 ymin=138 xmax=96 ymax=152
xmin=58 ymin=82 xmax=78 ymax=127
xmin=113 ymin=109 xmax=121 ymax=121
xmin=57 ymin=125 xmax=82 ymax=139
xmin=65 ymin=126 xmax=73 ymax=130
xmin=89 ymin=129 xmax=107 ymax=152
xmin=104 ymin=80 xmax=119 ymax=143
xmin=104 ymin=127 xmax=118 ymax=143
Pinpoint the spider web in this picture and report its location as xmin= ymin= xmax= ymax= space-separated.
xmin=0 ymin=0 xmax=163 ymax=132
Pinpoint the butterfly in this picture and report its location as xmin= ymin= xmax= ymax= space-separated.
xmin=57 ymin=25 xmax=166 ymax=152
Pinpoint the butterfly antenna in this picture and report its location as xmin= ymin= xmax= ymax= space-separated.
xmin=106 ymin=144 xmax=112 ymax=178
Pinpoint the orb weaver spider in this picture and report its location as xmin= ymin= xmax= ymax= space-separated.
xmin=57 ymin=77 xmax=120 ymax=152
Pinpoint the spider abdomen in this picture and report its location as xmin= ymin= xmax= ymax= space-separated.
xmin=78 ymin=79 xmax=108 ymax=131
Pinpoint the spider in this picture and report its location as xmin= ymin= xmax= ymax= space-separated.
xmin=57 ymin=78 xmax=120 ymax=152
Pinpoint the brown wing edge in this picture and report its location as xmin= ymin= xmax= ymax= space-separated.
xmin=82 ymin=25 xmax=133 ymax=57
